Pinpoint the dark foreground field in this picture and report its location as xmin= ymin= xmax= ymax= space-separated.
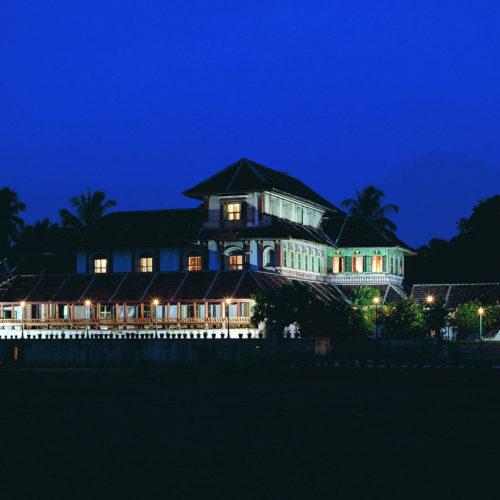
xmin=0 ymin=370 xmax=498 ymax=499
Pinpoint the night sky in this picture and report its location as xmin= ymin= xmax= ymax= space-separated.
xmin=2 ymin=1 xmax=499 ymax=246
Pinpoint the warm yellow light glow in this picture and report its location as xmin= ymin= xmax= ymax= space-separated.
xmin=85 ymin=300 xmax=91 ymax=306
xmin=153 ymin=299 xmax=159 ymax=306
xmin=20 ymin=301 xmax=26 ymax=307
xmin=478 ymin=307 xmax=484 ymax=315
xmin=225 ymin=298 xmax=232 ymax=305
xmin=426 ymin=295 xmax=434 ymax=304
xmin=373 ymin=296 xmax=380 ymax=305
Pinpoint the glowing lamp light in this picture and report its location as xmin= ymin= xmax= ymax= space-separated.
xmin=373 ymin=296 xmax=380 ymax=305
xmin=84 ymin=300 xmax=91 ymax=306
xmin=478 ymin=307 xmax=484 ymax=315
xmin=426 ymin=295 xmax=434 ymax=304
xmin=153 ymin=299 xmax=159 ymax=306
xmin=225 ymin=298 xmax=232 ymax=305
xmin=20 ymin=301 xmax=26 ymax=307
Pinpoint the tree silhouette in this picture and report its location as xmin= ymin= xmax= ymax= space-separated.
xmin=341 ymin=185 xmax=399 ymax=231
xmin=0 ymin=187 xmax=26 ymax=254
xmin=59 ymin=187 xmax=116 ymax=230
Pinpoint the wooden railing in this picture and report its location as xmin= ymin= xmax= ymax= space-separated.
xmin=0 ymin=317 xmax=252 ymax=329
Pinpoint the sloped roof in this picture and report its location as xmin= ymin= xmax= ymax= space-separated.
xmin=321 ymin=215 xmax=414 ymax=252
xmin=411 ymin=283 xmax=500 ymax=307
xmin=199 ymin=215 xmax=335 ymax=246
xmin=183 ymin=158 xmax=340 ymax=212
xmin=79 ymin=208 xmax=204 ymax=249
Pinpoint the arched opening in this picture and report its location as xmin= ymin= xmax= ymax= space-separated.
xmin=263 ymin=248 xmax=276 ymax=268
xmin=225 ymin=248 xmax=244 ymax=271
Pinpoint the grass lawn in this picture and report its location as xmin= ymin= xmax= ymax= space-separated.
xmin=0 ymin=369 xmax=498 ymax=499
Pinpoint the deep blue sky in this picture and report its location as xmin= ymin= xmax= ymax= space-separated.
xmin=2 ymin=1 xmax=499 ymax=245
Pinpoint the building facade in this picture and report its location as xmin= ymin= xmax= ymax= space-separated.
xmin=0 ymin=158 xmax=414 ymax=335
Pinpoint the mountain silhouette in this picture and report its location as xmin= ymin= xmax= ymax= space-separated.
xmin=376 ymin=152 xmax=500 ymax=248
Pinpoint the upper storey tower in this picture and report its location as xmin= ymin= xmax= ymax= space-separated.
xmin=183 ymin=158 xmax=341 ymax=230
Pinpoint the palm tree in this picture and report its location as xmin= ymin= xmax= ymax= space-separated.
xmin=0 ymin=187 xmax=27 ymax=253
xmin=59 ymin=187 xmax=116 ymax=230
xmin=341 ymin=185 xmax=399 ymax=231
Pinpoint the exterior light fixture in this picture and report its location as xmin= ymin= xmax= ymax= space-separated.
xmin=373 ymin=296 xmax=380 ymax=339
xmin=426 ymin=295 xmax=434 ymax=304
xmin=153 ymin=299 xmax=159 ymax=336
xmin=84 ymin=300 xmax=91 ymax=338
xmin=478 ymin=307 xmax=485 ymax=341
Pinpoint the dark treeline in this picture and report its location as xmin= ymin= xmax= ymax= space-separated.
xmin=405 ymin=195 xmax=500 ymax=284
xmin=0 ymin=184 xmax=498 ymax=284
xmin=0 ymin=187 xmax=116 ymax=265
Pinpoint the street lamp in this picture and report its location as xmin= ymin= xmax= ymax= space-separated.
xmin=85 ymin=300 xmax=91 ymax=338
xmin=478 ymin=307 xmax=484 ymax=341
xmin=373 ymin=296 xmax=380 ymax=338
xmin=426 ymin=295 xmax=434 ymax=305
xmin=20 ymin=301 xmax=26 ymax=339
xmin=225 ymin=298 xmax=232 ymax=339
xmin=153 ymin=299 xmax=159 ymax=337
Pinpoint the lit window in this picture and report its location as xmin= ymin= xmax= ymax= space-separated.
xmin=353 ymin=257 xmax=363 ymax=273
xmin=94 ymin=258 xmax=107 ymax=273
xmin=229 ymin=255 xmax=243 ymax=270
xmin=140 ymin=257 xmax=153 ymax=272
xmin=188 ymin=256 xmax=202 ymax=271
xmin=333 ymin=257 xmax=343 ymax=273
xmin=372 ymin=256 xmax=383 ymax=273
xmin=100 ymin=305 xmax=111 ymax=319
xmin=223 ymin=203 xmax=241 ymax=221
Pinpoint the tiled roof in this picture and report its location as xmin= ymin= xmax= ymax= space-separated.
xmin=321 ymin=215 xmax=413 ymax=251
xmin=13 ymin=253 xmax=75 ymax=275
xmin=183 ymin=158 xmax=340 ymax=212
xmin=411 ymin=283 xmax=500 ymax=307
xmin=52 ymin=274 xmax=94 ymax=302
xmin=199 ymin=215 xmax=335 ymax=246
xmin=79 ymin=208 xmax=204 ymax=249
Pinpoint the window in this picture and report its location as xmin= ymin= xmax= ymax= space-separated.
xmin=283 ymin=248 xmax=289 ymax=267
xmin=94 ymin=258 xmax=107 ymax=273
xmin=223 ymin=202 xmax=241 ymax=220
xmin=208 ymin=303 xmax=221 ymax=317
xmin=196 ymin=304 xmax=205 ymax=318
xmin=169 ymin=304 xmax=178 ymax=319
xmin=241 ymin=302 xmax=249 ymax=317
xmin=229 ymin=255 xmax=243 ymax=270
xmin=372 ymin=256 xmax=383 ymax=273
xmin=139 ymin=257 xmax=153 ymax=273
xmin=264 ymin=249 xmax=275 ymax=267
xmin=297 ymin=251 xmax=302 ymax=270
xmin=143 ymin=304 xmax=151 ymax=318
xmin=308 ymin=211 xmax=313 ymax=226
xmin=353 ymin=257 xmax=363 ymax=273
xmin=271 ymin=198 xmax=278 ymax=216
xmin=333 ymin=257 xmax=343 ymax=273
xmin=296 ymin=207 xmax=303 ymax=224
xmin=188 ymin=256 xmax=202 ymax=271
xmin=181 ymin=304 xmax=194 ymax=318
xmin=311 ymin=256 xmax=315 ymax=272
xmin=283 ymin=203 xmax=290 ymax=219
xmin=100 ymin=305 xmax=111 ymax=319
